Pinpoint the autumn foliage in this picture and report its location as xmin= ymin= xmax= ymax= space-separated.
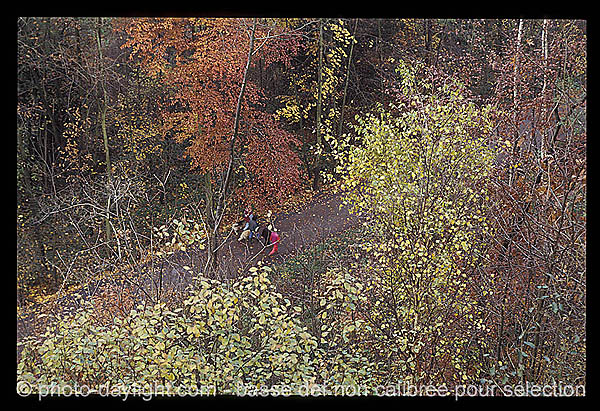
xmin=120 ymin=18 xmax=304 ymax=208
xmin=17 ymin=18 xmax=585 ymax=397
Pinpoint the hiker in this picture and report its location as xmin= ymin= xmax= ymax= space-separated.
xmin=242 ymin=205 xmax=255 ymax=231
xmin=243 ymin=205 xmax=253 ymax=224
xmin=260 ymin=225 xmax=271 ymax=245
xmin=264 ymin=225 xmax=280 ymax=256
xmin=249 ymin=215 xmax=259 ymax=240
xmin=240 ymin=214 xmax=259 ymax=241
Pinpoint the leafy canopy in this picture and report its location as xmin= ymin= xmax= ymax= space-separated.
xmin=17 ymin=265 xmax=376 ymax=393
xmin=338 ymin=60 xmax=497 ymax=384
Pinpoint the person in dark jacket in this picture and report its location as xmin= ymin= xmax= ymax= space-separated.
xmin=238 ymin=214 xmax=259 ymax=242
xmin=260 ymin=225 xmax=280 ymax=255
xmin=260 ymin=226 xmax=271 ymax=245
xmin=247 ymin=215 xmax=258 ymax=240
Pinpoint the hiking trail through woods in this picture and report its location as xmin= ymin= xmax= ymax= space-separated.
xmin=16 ymin=188 xmax=365 ymax=349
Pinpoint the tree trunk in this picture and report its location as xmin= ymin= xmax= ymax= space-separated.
xmin=540 ymin=19 xmax=549 ymax=160
xmin=509 ymin=19 xmax=523 ymax=188
xmin=513 ymin=19 xmax=523 ymax=107
xmin=338 ymin=19 xmax=358 ymax=139
xmin=313 ymin=18 xmax=324 ymax=191
xmin=424 ymin=19 xmax=432 ymax=65
xmin=96 ymin=17 xmax=113 ymax=243
xmin=204 ymin=173 xmax=217 ymax=271
xmin=206 ymin=18 xmax=257 ymax=272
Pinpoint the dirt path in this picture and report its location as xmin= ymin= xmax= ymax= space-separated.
xmin=16 ymin=189 xmax=364 ymax=348
xmin=138 ymin=189 xmax=365 ymax=293
xmin=226 ymin=191 xmax=359 ymax=265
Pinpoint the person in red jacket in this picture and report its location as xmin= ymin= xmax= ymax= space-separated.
xmin=268 ymin=230 xmax=280 ymax=256
xmin=261 ymin=224 xmax=280 ymax=256
xmin=243 ymin=205 xmax=253 ymax=225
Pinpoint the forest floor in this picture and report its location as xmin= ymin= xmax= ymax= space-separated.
xmin=16 ymin=185 xmax=366 ymax=353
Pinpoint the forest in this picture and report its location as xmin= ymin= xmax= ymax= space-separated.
xmin=17 ymin=17 xmax=586 ymax=399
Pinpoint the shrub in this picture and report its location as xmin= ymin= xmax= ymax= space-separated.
xmin=17 ymin=265 xmax=376 ymax=395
